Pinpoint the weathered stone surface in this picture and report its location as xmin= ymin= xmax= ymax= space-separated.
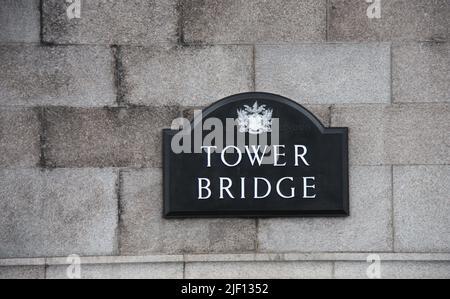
xmin=394 ymin=166 xmax=450 ymax=252
xmin=120 ymin=169 xmax=257 ymax=255
xmin=335 ymin=261 xmax=450 ymax=279
xmin=0 ymin=45 xmax=115 ymax=107
xmin=121 ymin=45 xmax=253 ymax=106
xmin=0 ymin=0 xmax=40 ymax=43
xmin=385 ymin=104 xmax=450 ymax=165
xmin=258 ymin=166 xmax=393 ymax=252
xmin=185 ymin=261 xmax=333 ymax=279
xmin=44 ymin=107 xmax=179 ymax=168
xmin=328 ymin=0 xmax=450 ymax=42
xmin=182 ymin=0 xmax=326 ymax=43
xmin=393 ymin=42 xmax=450 ymax=103
xmin=42 ymin=0 xmax=178 ymax=45
xmin=0 ymin=266 xmax=45 ymax=279
xmin=0 ymin=108 xmax=41 ymax=167
xmin=255 ymin=44 xmax=391 ymax=104
xmin=47 ymin=263 xmax=183 ymax=279
xmin=0 ymin=169 xmax=118 ymax=258
xmin=331 ymin=104 xmax=450 ymax=165
xmin=331 ymin=105 xmax=386 ymax=166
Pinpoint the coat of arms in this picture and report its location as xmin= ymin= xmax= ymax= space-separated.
xmin=237 ymin=102 xmax=273 ymax=135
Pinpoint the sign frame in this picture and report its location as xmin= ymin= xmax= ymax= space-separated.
xmin=163 ymin=92 xmax=349 ymax=218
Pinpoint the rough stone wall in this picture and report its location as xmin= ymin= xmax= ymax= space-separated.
xmin=0 ymin=0 xmax=449 ymax=279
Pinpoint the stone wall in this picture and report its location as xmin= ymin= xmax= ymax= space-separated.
xmin=0 ymin=0 xmax=449 ymax=279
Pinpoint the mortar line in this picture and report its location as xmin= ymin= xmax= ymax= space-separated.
xmin=115 ymin=169 xmax=124 ymax=256
xmin=39 ymin=0 xmax=44 ymax=44
xmin=111 ymin=45 xmax=126 ymax=107
xmin=37 ymin=107 xmax=48 ymax=168
xmin=1 ymin=101 xmax=446 ymax=110
xmin=16 ymin=40 xmax=448 ymax=48
xmin=331 ymin=261 xmax=336 ymax=279
xmin=176 ymin=0 xmax=186 ymax=46
xmin=390 ymin=43 xmax=393 ymax=104
xmin=255 ymin=218 xmax=260 ymax=252
xmin=391 ymin=165 xmax=396 ymax=253
xmin=44 ymin=258 xmax=48 ymax=279
xmin=252 ymin=44 xmax=256 ymax=91
xmin=328 ymin=105 xmax=334 ymax=127
xmin=325 ymin=0 xmax=329 ymax=42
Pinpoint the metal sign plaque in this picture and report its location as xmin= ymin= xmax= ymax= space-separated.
xmin=163 ymin=93 xmax=349 ymax=218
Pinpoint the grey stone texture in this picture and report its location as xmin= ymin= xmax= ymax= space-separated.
xmin=0 ymin=168 xmax=118 ymax=258
xmin=47 ymin=263 xmax=183 ymax=279
xmin=255 ymin=44 xmax=391 ymax=104
xmin=332 ymin=105 xmax=387 ymax=166
xmin=331 ymin=104 xmax=450 ymax=165
xmin=258 ymin=166 xmax=393 ymax=252
xmin=44 ymin=107 xmax=179 ymax=168
xmin=376 ymin=104 xmax=449 ymax=165
xmin=328 ymin=0 xmax=450 ymax=42
xmin=120 ymin=169 xmax=257 ymax=255
xmin=393 ymin=42 xmax=450 ymax=103
xmin=335 ymin=261 xmax=450 ymax=279
xmin=0 ymin=0 xmax=448 ymax=277
xmin=0 ymin=0 xmax=41 ymax=43
xmin=0 ymin=266 xmax=45 ymax=279
xmin=0 ymin=108 xmax=41 ymax=167
xmin=185 ymin=261 xmax=333 ymax=279
xmin=42 ymin=0 xmax=178 ymax=45
xmin=182 ymin=0 xmax=327 ymax=44
xmin=0 ymin=45 xmax=115 ymax=107
xmin=120 ymin=45 xmax=253 ymax=106
xmin=394 ymin=166 xmax=450 ymax=252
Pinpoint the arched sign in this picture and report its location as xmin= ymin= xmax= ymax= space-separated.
xmin=163 ymin=92 xmax=349 ymax=217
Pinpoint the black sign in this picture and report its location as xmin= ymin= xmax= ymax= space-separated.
xmin=163 ymin=92 xmax=349 ymax=218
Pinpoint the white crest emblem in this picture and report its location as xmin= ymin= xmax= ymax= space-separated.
xmin=237 ymin=102 xmax=273 ymax=135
